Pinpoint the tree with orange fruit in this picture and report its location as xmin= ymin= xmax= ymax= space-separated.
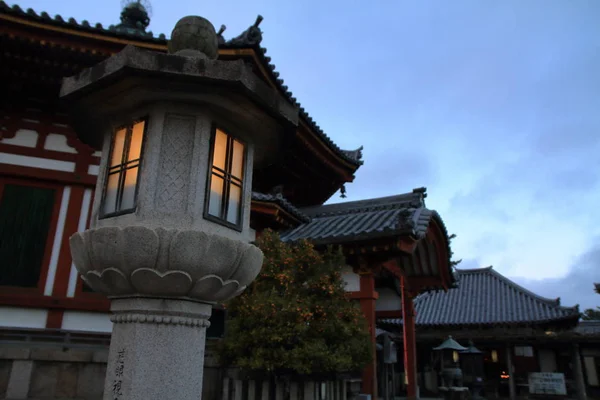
xmin=219 ymin=229 xmax=372 ymax=376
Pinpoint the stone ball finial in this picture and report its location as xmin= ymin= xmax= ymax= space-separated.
xmin=168 ymin=16 xmax=219 ymax=59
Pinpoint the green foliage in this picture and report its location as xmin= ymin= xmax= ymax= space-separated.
xmin=581 ymin=307 xmax=600 ymax=321
xmin=581 ymin=284 xmax=600 ymax=320
xmin=219 ymin=229 xmax=372 ymax=376
xmin=448 ymin=233 xmax=462 ymax=268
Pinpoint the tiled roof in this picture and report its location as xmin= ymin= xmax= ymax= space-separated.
xmin=0 ymin=2 xmax=166 ymax=41
xmin=574 ymin=321 xmax=600 ymax=336
xmin=378 ymin=267 xmax=580 ymax=327
xmin=252 ymin=192 xmax=311 ymax=223
xmin=280 ymin=187 xmax=444 ymax=244
xmin=0 ymin=1 xmax=363 ymax=168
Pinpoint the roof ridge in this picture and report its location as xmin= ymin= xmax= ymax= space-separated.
xmin=488 ymin=268 xmax=579 ymax=311
xmin=303 ymin=189 xmax=426 ymax=217
xmin=455 ymin=266 xmax=493 ymax=274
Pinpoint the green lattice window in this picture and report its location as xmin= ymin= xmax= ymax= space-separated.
xmin=0 ymin=183 xmax=56 ymax=288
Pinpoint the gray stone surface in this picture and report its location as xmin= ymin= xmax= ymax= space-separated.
xmin=92 ymin=350 xmax=109 ymax=363
xmin=55 ymin=363 xmax=79 ymax=398
xmin=103 ymin=298 xmax=211 ymax=400
xmin=30 ymin=348 xmax=93 ymax=363
xmin=86 ymin=107 xmax=258 ymax=244
xmin=6 ymin=360 xmax=33 ymax=399
xmin=70 ymin=226 xmax=263 ymax=303
xmin=0 ymin=347 xmax=31 ymax=360
xmin=60 ymin=44 xmax=299 ymax=150
xmin=168 ymin=16 xmax=219 ymax=59
xmin=77 ymin=363 xmax=106 ymax=399
xmin=0 ymin=360 xmax=11 ymax=398
xmin=61 ymin=17 xmax=268 ymax=400
xmin=29 ymin=362 xmax=59 ymax=398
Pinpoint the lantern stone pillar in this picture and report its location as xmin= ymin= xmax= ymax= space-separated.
xmin=61 ymin=14 xmax=297 ymax=400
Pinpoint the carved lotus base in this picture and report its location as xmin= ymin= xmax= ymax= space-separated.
xmin=69 ymin=226 xmax=263 ymax=302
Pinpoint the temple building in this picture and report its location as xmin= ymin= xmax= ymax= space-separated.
xmin=0 ymin=2 xmax=455 ymax=399
xmin=2 ymin=2 xmax=598 ymax=400
xmin=376 ymin=267 xmax=600 ymax=399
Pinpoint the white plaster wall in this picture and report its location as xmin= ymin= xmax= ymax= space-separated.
xmin=0 ymin=152 xmax=76 ymax=172
xmin=43 ymin=186 xmax=71 ymax=296
xmin=61 ymin=311 xmax=113 ymax=333
xmin=538 ymin=349 xmax=558 ymax=372
xmin=0 ymin=307 xmax=47 ymax=329
xmin=44 ymin=133 xmax=77 ymax=153
xmin=341 ymin=266 xmax=360 ymax=291
xmin=87 ymin=164 xmax=99 ymax=175
xmin=67 ymin=188 xmax=93 ymax=297
xmin=0 ymin=129 xmax=38 ymax=147
xmin=376 ymin=287 xmax=401 ymax=311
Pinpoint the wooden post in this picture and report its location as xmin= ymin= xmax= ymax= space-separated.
xmin=505 ymin=344 xmax=516 ymax=400
xmin=401 ymin=276 xmax=418 ymax=400
xmin=249 ymin=381 xmax=256 ymax=400
xmin=359 ymin=272 xmax=378 ymax=399
xmin=304 ymin=382 xmax=315 ymax=400
xmin=223 ymin=377 xmax=230 ymax=400
xmin=572 ymin=343 xmax=588 ymax=400
xmin=261 ymin=381 xmax=269 ymax=400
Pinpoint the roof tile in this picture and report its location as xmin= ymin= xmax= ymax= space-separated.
xmin=378 ymin=267 xmax=580 ymax=327
xmin=280 ymin=189 xmax=438 ymax=244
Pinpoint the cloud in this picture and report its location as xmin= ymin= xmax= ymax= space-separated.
xmin=511 ymin=241 xmax=600 ymax=310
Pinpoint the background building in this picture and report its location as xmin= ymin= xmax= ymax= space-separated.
xmin=377 ymin=267 xmax=599 ymax=399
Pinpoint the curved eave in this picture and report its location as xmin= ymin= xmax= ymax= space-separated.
xmin=221 ymin=45 xmax=363 ymax=175
xmin=378 ymin=314 xmax=581 ymax=330
xmin=418 ymin=315 xmax=581 ymax=330
xmin=486 ymin=267 xmax=579 ymax=311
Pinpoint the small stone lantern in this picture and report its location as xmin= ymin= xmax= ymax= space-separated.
xmin=61 ymin=14 xmax=297 ymax=400
xmin=460 ymin=341 xmax=484 ymax=399
xmin=433 ymin=336 xmax=468 ymax=399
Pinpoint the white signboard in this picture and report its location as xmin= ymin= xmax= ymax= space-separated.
xmin=528 ymin=372 xmax=567 ymax=396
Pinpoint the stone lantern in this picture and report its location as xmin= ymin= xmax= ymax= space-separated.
xmin=433 ymin=336 xmax=468 ymax=399
xmin=460 ymin=341 xmax=484 ymax=399
xmin=60 ymin=15 xmax=297 ymax=400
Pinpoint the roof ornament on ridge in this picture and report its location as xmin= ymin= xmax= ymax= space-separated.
xmin=216 ymin=24 xmax=227 ymax=45
xmin=226 ymin=15 xmax=264 ymax=47
xmin=341 ymin=146 xmax=364 ymax=164
xmin=115 ymin=0 xmax=152 ymax=36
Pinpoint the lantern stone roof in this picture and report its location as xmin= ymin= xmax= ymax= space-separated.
xmin=378 ymin=267 xmax=581 ymax=328
xmin=432 ymin=336 xmax=468 ymax=351
xmin=0 ymin=1 xmax=363 ymax=168
xmin=280 ymin=187 xmax=446 ymax=245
